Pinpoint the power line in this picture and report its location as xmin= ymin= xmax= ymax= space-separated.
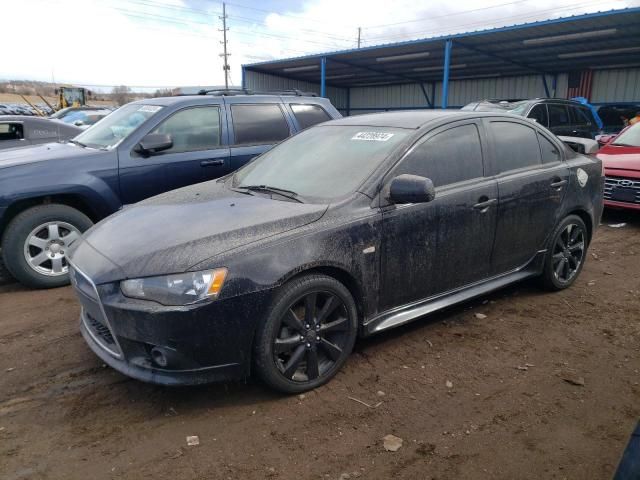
xmin=224 ymin=1 xmax=356 ymax=27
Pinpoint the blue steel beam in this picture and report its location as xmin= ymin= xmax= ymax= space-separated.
xmin=442 ymin=39 xmax=453 ymax=109
xmin=542 ymin=74 xmax=550 ymax=97
xmin=320 ymin=57 xmax=327 ymax=97
xmin=419 ymin=83 xmax=433 ymax=108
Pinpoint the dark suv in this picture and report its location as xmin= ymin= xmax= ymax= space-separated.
xmin=462 ymin=98 xmax=600 ymax=139
xmin=68 ymin=111 xmax=604 ymax=392
xmin=0 ymin=90 xmax=340 ymax=288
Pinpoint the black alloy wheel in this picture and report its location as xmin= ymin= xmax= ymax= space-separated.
xmin=254 ymin=274 xmax=358 ymax=393
xmin=541 ymin=215 xmax=588 ymax=291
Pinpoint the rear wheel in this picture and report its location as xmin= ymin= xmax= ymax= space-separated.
xmin=254 ymin=274 xmax=358 ymax=393
xmin=1 ymin=204 xmax=93 ymax=289
xmin=541 ymin=215 xmax=588 ymax=291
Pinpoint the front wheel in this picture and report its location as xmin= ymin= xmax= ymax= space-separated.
xmin=541 ymin=215 xmax=588 ymax=291
xmin=1 ymin=204 xmax=93 ymax=289
xmin=253 ymin=274 xmax=358 ymax=393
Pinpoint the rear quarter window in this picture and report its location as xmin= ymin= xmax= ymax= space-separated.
xmin=0 ymin=123 xmax=24 ymax=140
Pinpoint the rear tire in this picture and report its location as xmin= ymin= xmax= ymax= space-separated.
xmin=253 ymin=274 xmax=358 ymax=394
xmin=1 ymin=204 xmax=93 ymax=289
xmin=540 ymin=215 xmax=588 ymax=291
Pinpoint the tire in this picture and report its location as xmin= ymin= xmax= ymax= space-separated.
xmin=540 ymin=215 xmax=588 ymax=291
xmin=254 ymin=274 xmax=358 ymax=394
xmin=1 ymin=204 xmax=93 ymax=289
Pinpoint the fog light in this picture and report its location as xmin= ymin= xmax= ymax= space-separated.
xmin=150 ymin=347 xmax=168 ymax=368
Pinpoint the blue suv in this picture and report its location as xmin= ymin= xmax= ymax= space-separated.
xmin=0 ymin=90 xmax=341 ymax=288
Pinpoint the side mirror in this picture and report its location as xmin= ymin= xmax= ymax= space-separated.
xmin=135 ymin=133 xmax=173 ymax=155
xmin=388 ymin=174 xmax=436 ymax=204
xmin=558 ymin=136 xmax=599 ymax=155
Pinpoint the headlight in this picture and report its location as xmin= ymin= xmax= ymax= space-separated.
xmin=120 ymin=268 xmax=227 ymax=306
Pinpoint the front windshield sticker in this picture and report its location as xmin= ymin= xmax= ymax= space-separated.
xmin=138 ymin=105 xmax=162 ymax=113
xmin=351 ymin=132 xmax=395 ymax=142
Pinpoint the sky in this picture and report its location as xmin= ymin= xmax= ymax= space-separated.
xmin=1 ymin=0 xmax=636 ymax=91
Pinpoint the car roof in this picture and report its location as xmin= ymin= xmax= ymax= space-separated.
xmin=326 ymin=110 xmax=491 ymax=129
xmin=133 ymin=94 xmax=323 ymax=106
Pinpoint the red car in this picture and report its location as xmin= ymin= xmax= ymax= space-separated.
xmin=597 ymin=123 xmax=640 ymax=211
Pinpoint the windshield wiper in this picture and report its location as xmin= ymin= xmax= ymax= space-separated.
xmin=238 ymin=184 xmax=302 ymax=203
xmin=68 ymin=139 xmax=87 ymax=148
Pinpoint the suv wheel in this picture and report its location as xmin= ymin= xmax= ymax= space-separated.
xmin=254 ymin=274 xmax=358 ymax=393
xmin=1 ymin=204 xmax=93 ymax=289
xmin=541 ymin=215 xmax=588 ymax=291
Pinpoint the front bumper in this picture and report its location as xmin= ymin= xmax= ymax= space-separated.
xmin=70 ymin=265 xmax=273 ymax=386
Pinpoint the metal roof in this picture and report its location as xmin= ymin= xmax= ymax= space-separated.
xmin=244 ymin=8 xmax=640 ymax=88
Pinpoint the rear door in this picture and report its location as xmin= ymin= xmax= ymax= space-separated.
xmin=226 ymin=99 xmax=294 ymax=172
xmin=570 ymin=105 xmax=598 ymax=139
xmin=118 ymin=103 xmax=229 ymax=204
xmin=380 ymin=120 xmax=498 ymax=310
xmin=485 ymin=119 xmax=570 ymax=274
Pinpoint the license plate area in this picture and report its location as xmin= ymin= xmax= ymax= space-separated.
xmin=611 ymin=187 xmax=637 ymax=203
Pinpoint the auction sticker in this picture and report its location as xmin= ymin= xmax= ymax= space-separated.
xmin=351 ymin=132 xmax=395 ymax=142
xmin=138 ymin=105 xmax=162 ymax=113
xmin=576 ymin=168 xmax=588 ymax=187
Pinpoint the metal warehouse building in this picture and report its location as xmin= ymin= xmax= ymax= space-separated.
xmin=241 ymin=8 xmax=640 ymax=115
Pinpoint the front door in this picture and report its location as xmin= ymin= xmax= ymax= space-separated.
xmin=380 ymin=121 xmax=498 ymax=311
xmin=484 ymin=119 xmax=570 ymax=274
xmin=118 ymin=104 xmax=229 ymax=204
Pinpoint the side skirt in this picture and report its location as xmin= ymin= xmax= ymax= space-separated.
xmin=363 ymin=251 xmax=546 ymax=336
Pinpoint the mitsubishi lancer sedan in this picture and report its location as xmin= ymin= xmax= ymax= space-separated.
xmin=68 ymin=111 xmax=604 ymax=393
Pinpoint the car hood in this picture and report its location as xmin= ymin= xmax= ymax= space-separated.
xmin=72 ymin=181 xmax=328 ymax=282
xmin=597 ymin=145 xmax=640 ymax=171
xmin=0 ymin=141 xmax=98 ymax=169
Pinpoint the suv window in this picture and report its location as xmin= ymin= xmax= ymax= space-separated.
xmin=548 ymin=104 xmax=569 ymax=127
xmin=489 ymin=121 xmax=542 ymax=172
xmin=396 ymin=124 xmax=484 ymax=187
xmin=528 ymin=104 xmax=548 ymax=127
xmin=231 ymin=104 xmax=290 ymax=145
xmin=290 ymin=104 xmax=331 ymax=130
xmin=571 ymin=106 xmax=594 ymax=127
xmin=0 ymin=123 xmax=24 ymax=140
xmin=538 ymin=133 xmax=561 ymax=163
xmin=151 ymin=106 xmax=221 ymax=153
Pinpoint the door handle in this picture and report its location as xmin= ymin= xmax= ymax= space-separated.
xmin=473 ymin=197 xmax=497 ymax=211
xmin=550 ymin=179 xmax=568 ymax=189
xmin=200 ymin=159 xmax=224 ymax=167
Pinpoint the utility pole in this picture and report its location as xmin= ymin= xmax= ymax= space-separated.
xmin=219 ymin=2 xmax=230 ymax=89
xmin=357 ymin=27 xmax=361 ymax=48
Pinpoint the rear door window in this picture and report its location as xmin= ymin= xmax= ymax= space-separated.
xmin=151 ymin=106 xmax=221 ymax=153
xmin=548 ymin=104 xmax=570 ymax=128
xmin=573 ymin=106 xmax=595 ymax=127
xmin=0 ymin=123 xmax=24 ymax=140
xmin=290 ymin=104 xmax=331 ymax=130
xmin=231 ymin=104 xmax=290 ymax=145
xmin=396 ymin=123 xmax=484 ymax=187
xmin=489 ymin=121 xmax=542 ymax=173
xmin=528 ymin=104 xmax=548 ymax=127
xmin=538 ymin=133 xmax=561 ymax=163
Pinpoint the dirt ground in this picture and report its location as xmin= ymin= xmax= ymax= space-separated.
xmin=1 ymin=210 xmax=639 ymax=480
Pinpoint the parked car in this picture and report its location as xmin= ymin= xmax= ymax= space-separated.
xmin=596 ymin=103 xmax=640 ymax=134
xmin=0 ymin=115 xmax=82 ymax=150
xmin=0 ymin=91 xmax=340 ymax=288
xmin=68 ymin=111 xmax=604 ymax=392
xmin=49 ymin=106 xmax=113 ymax=128
xmin=596 ymin=122 xmax=640 ymax=211
xmin=462 ymin=98 xmax=600 ymax=139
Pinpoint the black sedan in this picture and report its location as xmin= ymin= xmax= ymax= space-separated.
xmin=68 ymin=111 xmax=604 ymax=393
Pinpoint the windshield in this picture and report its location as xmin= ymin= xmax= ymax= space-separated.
xmin=611 ymin=122 xmax=640 ymax=147
xmin=73 ymin=104 xmax=162 ymax=149
xmin=233 ymin=125 xmax=410 ymax=201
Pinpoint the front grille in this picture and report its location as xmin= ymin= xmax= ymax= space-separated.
xmin=85 ymin=311 xmax=115 ymax=345
xmin=604 ymin=176 xmax=640 ymax=204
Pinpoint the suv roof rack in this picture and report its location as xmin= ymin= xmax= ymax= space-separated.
xmin=192 ymin=88 xmax=318 ymax=97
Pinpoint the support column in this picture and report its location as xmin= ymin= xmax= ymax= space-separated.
xmin=346 ymin=87 xmax=351 ymax=116
xmin=241 ymin=66 xmax=246 ymax=90
xmin=320 ymin=57 xmax=327 ymax=98
xmin=441 ymin=39 xmax=453 ymax=109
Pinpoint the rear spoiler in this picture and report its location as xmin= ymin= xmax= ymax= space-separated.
xmin=557 ymin=136 xmax=599 ymax=155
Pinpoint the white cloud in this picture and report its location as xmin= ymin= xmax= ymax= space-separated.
xmin=1 ymin=0 xmax=635 ymax=90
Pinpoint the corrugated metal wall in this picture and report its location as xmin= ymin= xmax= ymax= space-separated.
xmin=591 ymin=68 xmax=640 ymax=103
xmin=245 ymin=68 xmax=639 ymax=115
xmin=244 ymin=70 xmax=348 ymax=110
